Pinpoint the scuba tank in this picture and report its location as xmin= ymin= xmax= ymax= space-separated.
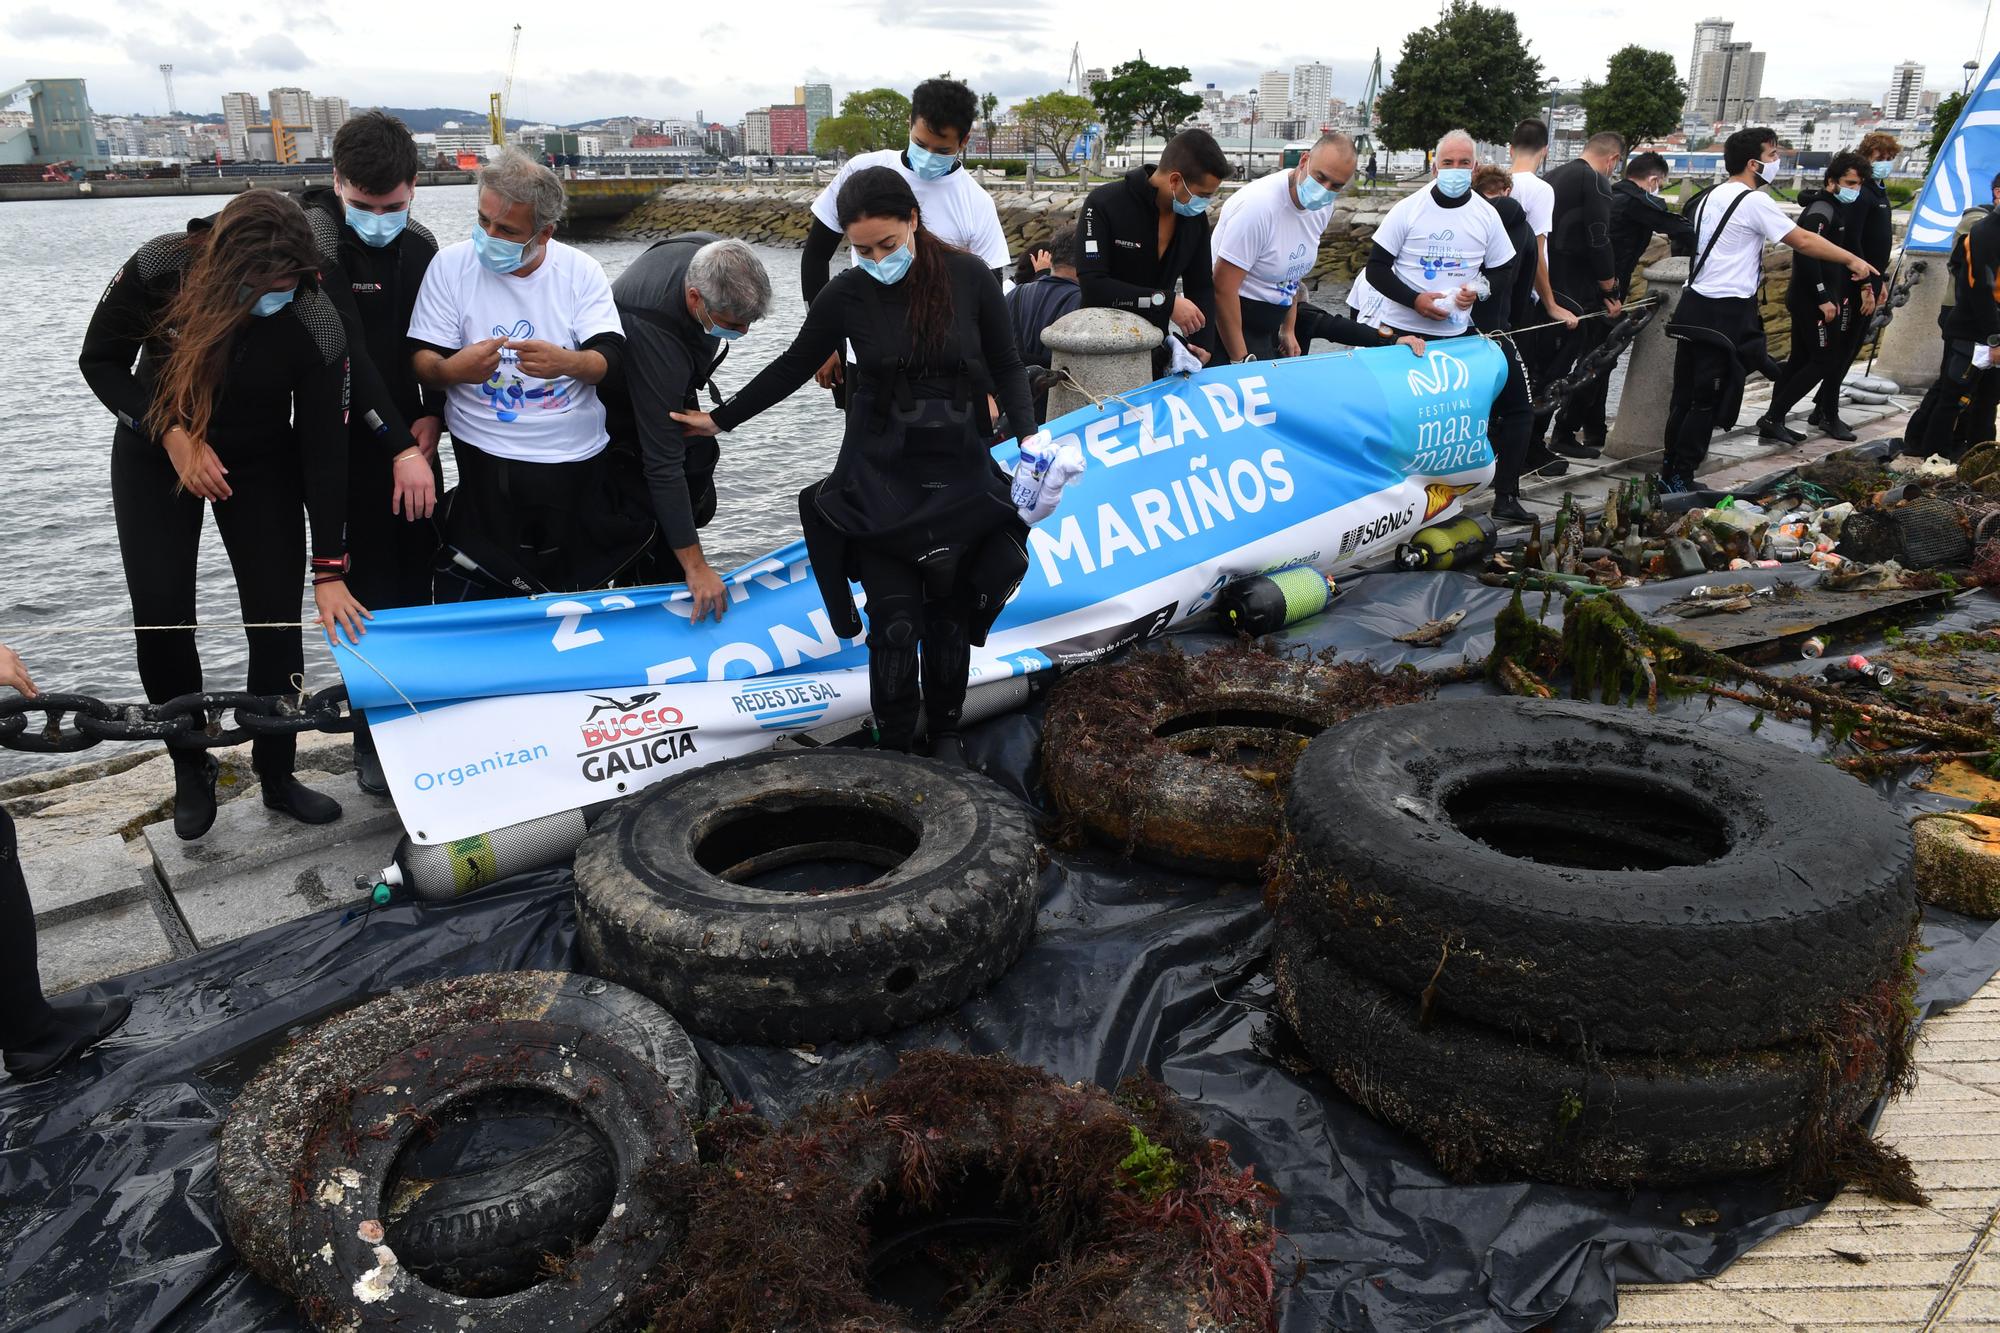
xmin=376 ymin=804 xmax=608 ymax=902
xmin=1215 ymin=567 xmax=1337 ymax=635
xmin=1396 ymin=515 xmax=1498 ymax=571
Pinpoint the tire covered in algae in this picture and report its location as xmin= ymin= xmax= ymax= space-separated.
xmin=1041 ymin=643 xmax=1434 ymax=875
xmin=1274 ymin=697 xmax=1917 ymax=1054
xmin=288 ymin=1019 xmax=690 ymax=1330
xmin=646 ymin=1049 xmax=1277 ymax=1331
xmin=574 ymin=750 xmax=1040 ymax=1045
xmin=1272 ymin=923 xmax=1900 ymax=1190
xmin=217 ymin=971 xmax=703 ymax=1294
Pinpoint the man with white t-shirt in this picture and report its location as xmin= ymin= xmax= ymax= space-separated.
xmin=1660 ymin=126 xmax=1875 ymax=491
xmin=1212 ymin=131 xmax=1424 ymax=362
xmin=1351 ymin=129 xmax=1515 ymax=342
xmin=800 ymin=79 xmax=1009 ymax=392
xmin=410 ymin=148 xmax=627 ymax=598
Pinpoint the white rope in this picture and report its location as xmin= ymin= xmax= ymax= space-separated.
xmin=0 ymin=621 xmax=312 ymax=633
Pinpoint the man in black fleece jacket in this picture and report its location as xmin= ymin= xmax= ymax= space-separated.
xmin=1911 ymin=204 xmax=2000 ymax=459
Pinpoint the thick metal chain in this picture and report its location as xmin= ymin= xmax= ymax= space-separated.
xmin=0 ymin=686 xmax=355 ymax=754
xmin=1525 ymin=303 xmax=1657 ymax=414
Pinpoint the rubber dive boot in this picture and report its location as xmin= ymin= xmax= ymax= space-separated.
xmin=262 ymin=774 xmax=343 ymax=825
xmin=4 ymin=995 xmax=132 ymax=1081
xmin=172 ymin=751 xmax=220 ymax=841
xmin=1490 ymin=493 xmax=1536 ymax=525
xmin=929 ymin=733 xmax=969 ymax=769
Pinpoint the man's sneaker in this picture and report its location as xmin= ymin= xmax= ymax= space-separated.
xmin=1653 ymin=471 xmax=1692 ymax=495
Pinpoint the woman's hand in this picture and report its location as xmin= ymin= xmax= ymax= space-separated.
xmin=391 ymin=450 xmax=436 ymax=520
xmin=670 ymin=410 xmax=721 ymax=437
xmin=165 ymin=427 xmax=232 ymax=500
xmin=314 ymin=579 xmax=373 ymax=646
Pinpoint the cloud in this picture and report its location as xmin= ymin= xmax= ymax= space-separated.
xmin=125 ymin=37 xmax=233 ymax=76
xmin=700 ymin=22 xmax=732 ymax=40
xmin=8 ymin=7 xmax=110 ymax=38
xmin=243 ymin=33 xmax=310 ymax=70
xmin=855 ymin=0 xmax=1049 ymax=32
xmin=554 ymin=69 xmax=691 ymax=102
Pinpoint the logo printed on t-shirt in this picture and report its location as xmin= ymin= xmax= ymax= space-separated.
xmin=479 ymin=318 xmax=574 ymax=422
xmin=1419 ymin=229 xmax=1463 ymax=280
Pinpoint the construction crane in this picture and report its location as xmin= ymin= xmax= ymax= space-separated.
xmin=159 ymin=64 xmax=177 ymax=115
xmin=489 ymin=24 xmax=522 ymax=147
xmin=1355 ymin=48 xmax=1383 ymax=157
xmin=1068 ymin=43 xmax=1085 ymax=99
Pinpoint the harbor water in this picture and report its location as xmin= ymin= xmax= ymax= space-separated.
xmin=0 ymin=184 xmax=834 ymax=777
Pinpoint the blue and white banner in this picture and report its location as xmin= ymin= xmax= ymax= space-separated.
xmin=1911 ymin=53 xmax=2000 ymax=252
xmin=337 ymin=341 xmax=1506 ymax=842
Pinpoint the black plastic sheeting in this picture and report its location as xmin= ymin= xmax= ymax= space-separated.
xmin=5 ymin=568 xmax=2000 ymax=1333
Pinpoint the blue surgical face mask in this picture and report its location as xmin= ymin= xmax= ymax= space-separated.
xmin=1171 ymin=178 xmax=1212 ymax=217
xmin=345 ymin=202 xmax=408 ymax=248
xmin=473 ymin=226 xmax=532 ymax=274
xmin=857 ymin=242 xmax=914 ymax=285
xmin=250 ymin=285 xmax=296 ymax=318
xmin=697 ymin=298 xmax=745 ymax=341
xmin=907 ymin=138 xmax=957 ymax=181
xmin=1836 ymin=185 xmax=1861 ymax=205
xmin=1872 ymin=159 xmax=1892 ymax=181
xmin=1435 ymin=168 xmax=1472 ymax=199
xmin=1296 ymin=170 xmax=1340 ymax=209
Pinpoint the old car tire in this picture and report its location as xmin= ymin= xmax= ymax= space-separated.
xmin=1275 ymin=697 xmax=1916 ymax=1054
xmin=218 ymin=971 xmax=703 ymax=1293
xmin=574 ymin=750 xmax=1040 ymax=1045
xmin=1042 ymin=646 xmax=1433 ymax=876
xmin=288 ymin=1020 xmax=689 ymax=1328
xmin=1272 ymin=924 xmax=1893 ymax=1190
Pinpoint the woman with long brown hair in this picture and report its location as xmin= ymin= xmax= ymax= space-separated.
xmin=674 ymin=166 xmax=1035 ymax=766
xmin=80 ymin=189 xmax=368 ymax=839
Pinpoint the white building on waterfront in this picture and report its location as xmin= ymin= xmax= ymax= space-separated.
xmin=1688 ymin=18 xmax=1733 ymax=94
xmin=744 ymin=108 xmax=772 ymax=155
xmin=220 ymin=92 xmax=257 ymax=160
xmin=308 ymin=96 xmax=349 ymax=143
xmin=1258 ymin=70 xmax=1290 ymax=121
xmin=1688 ymin=39 xmax=1765 ymax=124
xmin=1884 ymin=61 xmax=1926 ymax=121
xmin=1292 ymin=62 xmax=1333 ymax=130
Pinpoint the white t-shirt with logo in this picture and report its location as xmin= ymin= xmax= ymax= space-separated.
xmin=1511 ymin=170 xmax=1553 ymax=305
xmin=1352 ymin=188 xmax=1515 ymax=335
xmin=811 ymin=149 xmax=1011 ymax=270
xmin=408 ymin=238 xmax=623 ymax=463
xmin=1211 ymin=168 xmax=1335 ymax=306
xmin=1688 ymin=182 xmax=1796 ymax=299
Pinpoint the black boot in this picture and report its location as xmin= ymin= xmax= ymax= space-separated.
xmin=261 ymin=773 xmax=342 ymax=825
xmin=1820 ymin=416 xmax=1858 ymax=442
xmin=352 ymin=724 xmax=387 ymax=797
xmin=1522 ymin=443 xmax=1570 ymax=477
xmin=1490 ymin=492 xmax=1536 ymax=524
xmin=1549 ymin=427 xmax=1601 ymax=460
xmin=928 ymin=733 xmax=969 ymax=768
xmin=171 ymin=750 xmax=220 ymax=841
xmin=1757 ymin=416 xmax=1807 ymax=444
xmin=4 ymin=994 xmax=131 ymax=1081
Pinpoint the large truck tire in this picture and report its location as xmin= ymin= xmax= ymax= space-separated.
xmin=1272 ymin=924 xmax=1896 ymax=1190
xmin=1274 ymin=697 xmax=1916 ymax=1054
xmin=217 ymin=971 xmax=702 ymax=1292
xmin=575 ymin=751 xmax=1040 ymax=1045
xmin=1042 ymin=646 xmax=1433 ymax=876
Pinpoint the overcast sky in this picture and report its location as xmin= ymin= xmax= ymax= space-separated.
xmin=5 ymin=0 xmax=1990 ymax=124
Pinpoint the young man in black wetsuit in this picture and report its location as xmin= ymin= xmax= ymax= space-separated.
xmin=1540 ymin=132 xmax=1627 ymax=459
xmin=299 ymin=111 xmax=444 ymax=795
xmin=1474 ymin=167 xmax=1545 ymax=524
xmin=1758 ymin=152 xmax=1869 ymax=443
xmin=1822 ymin=132 xmax=1899 ymax=436
xmin=1912 ymin=171 xmax=2000 ymax=450
xmin=1910 ymin=201 xmax=2000 ymax=459
xmin=1076 ymin=128 xmax=1229 ymax=372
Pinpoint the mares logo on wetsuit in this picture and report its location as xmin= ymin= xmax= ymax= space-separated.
xmin=577 ymin=692 xmax=700 ymax=784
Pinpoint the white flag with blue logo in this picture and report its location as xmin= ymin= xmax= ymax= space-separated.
xmin=1911 ymin=53 xmax=2000 ymax=252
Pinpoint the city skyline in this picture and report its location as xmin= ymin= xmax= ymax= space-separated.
xmin=3 ymin=0 xmax=1982 ymax=126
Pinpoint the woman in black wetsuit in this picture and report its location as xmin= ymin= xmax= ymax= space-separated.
xmin=79 ymin=189 xmax=368 ymax=839
xmin=675 ymin=167 xmax=1035 ymax=767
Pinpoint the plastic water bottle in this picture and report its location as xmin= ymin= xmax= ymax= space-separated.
xmin=1010 ymin=430 xmax=1056 ymax=512
xmin=1017 ymin=441 xmax=1086 ymax=524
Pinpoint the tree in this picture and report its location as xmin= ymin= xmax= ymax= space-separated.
xmin=1578 ymin=46 xmax=1684 ymax=150
xmin=813 ymin=115 xmax=876 ymax=157
xmin=979 ymin=90 xmax=999 ymax=164
xmin=1373 ymin=0 xmax=1545 ymax=152
xmin=838 ymin=88 xmax=913 ymax=151
xmin=1930 ymin=90 xmax=1968 ymax=165
xmin=1094 ymin=57 xmax=1201 ymax=163
xmin=1015 ymin=91 xmax=1097 ymax=175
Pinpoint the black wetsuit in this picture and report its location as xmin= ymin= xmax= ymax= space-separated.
xmin=601 ymin=232 xmax=729 ymax=579
xmin=1077 ymin=167 xmax=1218 ymax=370
xmin=0 ymin=807 xmax=52 ymax=1050
xmin=1006 ymin=272 xmax=1081 ymax=421
xmin=1911 ymin=210 xmax=2000 ymax=459
xmin=1542 ymin=159 xmax=1618 ymax=444
xmin=299 ymin=189 xmax=443 ymax=613
xmin=1765 ymin=188 xmax=1855 ymax=423
xmin=1832 ymin=173 xmax=1894 ymax=387
xmin=711 ymin=249 xmax=1036 ymax=750
xmin=1561 ymin=179 xmax=1695 ymax=442
xmin=1477 ymin=193 xmax=1536 ymax=498
xmin=79 ymin=221 xmax=350 ymax=783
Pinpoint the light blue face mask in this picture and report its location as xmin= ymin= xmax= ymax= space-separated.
xmin=858 ymin=242 xmax=914 ymax=285
xmin=1836 ymin=185 xmax=1861 ymax=205
xmin=1296 ymin=170 xmax=1340 ymax=209
xmin=345 ymin=203 xmax=409 ymax=248
xmin=1872 ymin=159 xmax=1892 ymax=181
xmin=1171 ymin=179 xmax=1211 ymax=217
xmin=473 ymin=227 xmax=532 ymax=275
xmin=250 ymin=285 xmax=297 ymax=318
xmin=1435 ymin=168 xmax=1472 ymax=199
xmin=907 ymin=138 xmax=957 ymax=181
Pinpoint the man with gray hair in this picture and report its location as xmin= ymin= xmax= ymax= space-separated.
xmin=601 ymin=232 xmax=774 ymax=615
xmin=409 ymin=147 xmax=627 ymax=598
xmin=1349 ymin=129 xmax=1515 ymax=342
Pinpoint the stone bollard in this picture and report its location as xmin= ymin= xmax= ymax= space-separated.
xmin=1606 ymin=256 xmax=1689 ymax=461
xmin=1873 ymin=250 xmax=1948 ymax=391
xmin=1041 ymin=307 xmax=1164 ymax=419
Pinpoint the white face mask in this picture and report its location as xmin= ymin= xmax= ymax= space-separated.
xmin=1753 ymin=156 xmax=1778 ymax=182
